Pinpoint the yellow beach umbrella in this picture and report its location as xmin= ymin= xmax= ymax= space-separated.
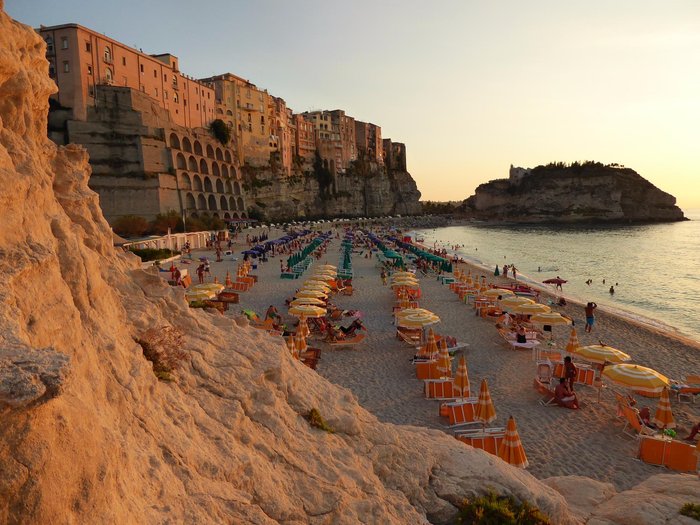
xmin=512 ymin=303 xmax=551 ymax=315
xmin=290 ymin=297 xmax=326 ymax=307
xmin=306 ymin=275 xmax=333 ymax=283
xmin=602 ymin=364 xmax=669 ymax=396
xmin=286 ymin=335 xmax=298 ymax=359
xmin=295 ymin=289 xmax=328 ymax=299
xmin=185 ymin=289 xmax=216 ymax=302
xmin=475 ymin=378 xmax=497 ymax=425
xmin=530 ymin=312 xmax=572 ymax=326
xmin=498 ymin=416 xmax=529 ymax=468
xmin=396 ymin=308 xmax=435 ymax=318
xmin=499 ymin=296 xmax=535 ymax=309
xmin=288 ymin=304 xmax=326 ymax=318
xmin=391 ymin=281 xmax=420 ymax=289
xmin=315 ymin=264 xmax=337 ymax=270
xmin=454 ymin=356 xmax=470 ymax=399
xmin=483 ymin=288 xmax=514 ymax=298
xmin=574 ymin=344 xmax=631 ymax=364
xmin=301 ymin=282 xmax=332 ymax=292
xmin=565 ymin=327 xmax=580 ymax=354
xmin=417 ymin=328 xmax=439 ymax=359
xmin=397 ymin=313 xmax=440 ymax=328
xmin=191 ymin=283 xmax=225 ymax=294
xmin=652 ymin=387 xmax=675 ymax=429
xmin=436 ymin=339 xmax=452 ymax=378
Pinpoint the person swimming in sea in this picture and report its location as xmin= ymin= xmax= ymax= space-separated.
xmin=609 ymin=285 xmax=615 ymax=294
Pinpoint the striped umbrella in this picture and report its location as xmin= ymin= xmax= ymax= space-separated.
xmin=565 ymin=327 xmax=581 ymax=354
xmin=396 ymin=308 xmax=435 ymax=318
xmin=436 ymin=339 xmax=452 ymax=378
xmin=286 ymin=335 xmax=298 ymax=359
xmin=530 ymin=312 xmax=572 ymax=326
xmin=397 ymin=313 xmax=440 ymax=328
xmin=225 ymin=271 xmax=234 ymax=288
xmin=499 ymin=296 xmax=535 ymax=309
xmin=288 ymin=305 xmax=326 ymax=318
xmin=498 ymin=416 xmax=529 ymax=468
xmin=652 ymin=387 xmax=675 ymax=429
xmin=483 ymin=288 xmax=514 ymax=298
xmin=297 ymin=314 xmax=310 ymax=338
xmin=512 ymin=303 xmax=551 ymax=315
xmin=294 ymin=329 xmax=308 ymax=355
xmin=290 ymin=297 xmax=326 ymax=307
xmin=574 ymin=344 xmax=631 ymax=365
xmin=602 ymin=364 xmax=669 ymax=396
xmin=295 ymin=289 xmax=328 ymax=299
xmin=417 ymin=328 xmax=439 ymax=359
xmin=475 ymin=378 xmax=497 ymax=426
xmin=454 ymin=356 xmax=470 ymax=399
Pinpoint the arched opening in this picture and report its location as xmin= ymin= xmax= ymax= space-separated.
xmin=212 ymin=213 xmax=219 ymax=220
xmin=208 ymin=195 xmax=217 ymax=211
xmin=216 ymin=179 xmax=224 ymax=193
xmin=215 ymin=147 xmax=223 ymax=161
xmin=176 ymin=153 xmax=186 ymax=170
xmin=231 ymin=167 xmax=239 ymax=180
xmin=224 ymin=150 xmax=232 ymax=163
xmin=206 ymin=144 xmax=214 ymax=158
xmin=188 ymin=155 xmax=198 ymax=172
xmin=240 ymin=212 xmax=247 ymax=219
xmin=104 ymin=46 xmax=112 ymax=63
xmin=193 ymin=175 xmax=203 ymax=191
xmin=169 ymin=133 xmax=181 ymax=149
xmin=220 ymin=196 xmax=228 ymax=210
xmin=185 ymin=193 xmax=196 ymax=210
xmin=229 ymin=196 xmax=235 ymax=210
xmin=105 ymin=68 xmax=113 ymax=83
xmin=225 ymin=181 xmax=233 ymax=194
xmin=234 ymin=181 xmax=241 ymax=195
xmin=226 ymin=110 xmax=233 ymax=116
xmin=224 ymin=212 xmax=231 ymax=219
xmin=199 ymin=159 xmax=209 ymax=175
xmin=203 ymin=177 xmax=213 ymax=192
xmin=221 ymin=165 xmax=229 ymax=178
xmin=212 ymin=162 xmax=220 ymax=177
xmin=182 ymin=137 xmax=192 ymax=153
xmin=197 ymin=193 xmax=207 ymax=210
xmin=180 ymin=173 xmax=191 ymax=190
xmin=194 ymin=140 xmax=203 ymax=156
xmin=237 ymin=197 xmax=244 ymax=210
xmin=232 ymin=212 xmax=240 ymax=219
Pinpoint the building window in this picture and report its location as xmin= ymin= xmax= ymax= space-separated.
xmin=48 ymin=60 xmax=55 ymax=76
xmin=85 ymin=42 xmax=91 ymax=52
xmin=63 ymin=61 xmax=70 ymax=73
xmin=104 ymin=46 xmax=112 ymax=63
xmin=164 ymin=90 xmax=168 ymax=99
xmin=196 ymin=103 xmax=199 ymax=110
xmin=140 ymin=64 xmax=144 ymax=73
xmin=153 ymin=69 xmax=157 ymax=78
xmin=45 ymin=37 xmax=54 ymax=53
xmin=155 ymin=87 xmax=158 ymax=97
xmin=174 ymin=93 xmax=178 ymax=103
xmin=184 ymin=99 xmax=187 ymax=107
xmin=105 ymin=68 xmax=113 ymax=82
xmin=122 ymin=57 xmax=126 ymax=66
xmin=164 ymin=74 xmax=167 ymax=82
xmin=61 ymin=37 xmax=68 ymax=49
xmin=87 ymin=65 xmax=92 ymax=75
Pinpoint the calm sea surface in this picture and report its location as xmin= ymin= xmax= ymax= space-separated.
xmin=414 ymin=210 xmax=700 ymax=343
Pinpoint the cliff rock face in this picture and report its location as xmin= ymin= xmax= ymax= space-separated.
xmin=1 ymin=7 xmax=696 ymax=524
xmin=464 ymin=163 xmax=686 ymax=222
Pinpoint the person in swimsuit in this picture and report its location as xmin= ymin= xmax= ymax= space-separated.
xmin=584 ymin=302 xmax=597 ymax=333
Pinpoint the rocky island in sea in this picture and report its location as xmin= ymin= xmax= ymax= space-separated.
xmin=461 ymin=162 xmax=687 ymax=223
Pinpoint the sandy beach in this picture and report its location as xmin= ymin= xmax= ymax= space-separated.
xmin=198 ymin=226 xmax=699 ymax=491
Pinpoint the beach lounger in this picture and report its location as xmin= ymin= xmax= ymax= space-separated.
xmin=454 ymin=427 xmax=506 ymax=456
xmin=533 ymin=378 xmax=557 ymax=406
xmin=664 ymin=439 xmax=699 ymax=472
xmin=621 ymin=405 xmax=657 ymax=438
xmin=396 ymin=327 xmax=422 ymax=346
xmin=444 ymin=398 xmax=480 ymax=427
xmin=424 ymin=378 xmax=461 ymax=400
xmin=326 ymin=333 xmax=366 ymax=347
xmin=675 ymin=374 xmax=700 ymax=403
xmin=553 ymin=362 xmax=596 ymax=387
xmin=637 ymin=435 xmax=670 ymax=467
xmin=497 ymin=329 xmax=541 ymax=350
xmin=638 ymin=436 xmax=698 ymax=472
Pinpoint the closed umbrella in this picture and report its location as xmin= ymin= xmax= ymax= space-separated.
xmin=602 ymin=364 xmax=669 ymax=396
xmin=286 ymin=335 xmax=298 ymax=359
xmin=294 ymin=330 xmax=308 ymax=355
xmin=475 ymin=378 xmax=497 ymax=426
xmin=301 ymin=282 xmax=332 ymax=292
xmin=498 ymin=416 xmax=528 ymax=468
xmin=565 ymin=327 xmax=580 ymax=354
xmin=652 ymin=387 xmax=675 ymax=429
xmin=297 ymin=314 xmax=310 ymax=338
xmin=416 ymin=328 xmax=439 ymax=359
xmin=574 ymin=344 xmax=631 ymax=365
xmin=436 ymin=339 xmax=452 ymax=378
xmin=454 ymin=356 xmax=470 ymax=398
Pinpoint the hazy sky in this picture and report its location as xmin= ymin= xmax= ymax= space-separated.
xmin=7 ymin=1 xmax=700 ymax=210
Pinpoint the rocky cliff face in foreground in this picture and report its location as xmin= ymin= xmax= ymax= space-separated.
xmin=0 ymin=7 xmax=697 ymax=524
xmin=463 ymin=163 xmax=686 ymax=223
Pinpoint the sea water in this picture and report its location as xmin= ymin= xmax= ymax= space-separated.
xmin=414 ymin=210 xmax=700 ymax=343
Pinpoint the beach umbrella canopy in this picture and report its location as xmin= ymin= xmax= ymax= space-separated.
xmin=530 ymin=312 xmax=572 ymax=326
xmin=391 ymin=281 xmax=420 ymax=289
xmin=574 ymin=344 xmax=631 ymax=365
xmin=542 ymin=278 xmax=567 ymax=286
xmin=499 ymin=296 xmax=535 ymax=309
xmin=185 ymin=290 xmax=216 ymax=302
xmin=416 ymin=328 xmax=439 ymax=359
xmin=397 ymin=313 xmax=440 ymax=328
xmin=393 ymin=271 xmax=416 ymax=278
xmin=289 ymin=297 xmax=326 ymax=307
xmin=475 ymin=378 xmax=497 ymax=425
xmin=602 ymin=364 xmax=670 ymax=395
xmin=305 ymin=275 xmax=334 ymax=284
xmin=315 ymin=264 xmax=337 ymax=270
xmin=498 ymin=416 xmax=529 ymax=468
xmin=436 ymin=339 xmax=452 ymax=378
xmin=454 ymin=356 xmax=470 ymax=398
xmin=288 ymin=304 xmax=326 ymax=318
xmin=565 ymin=327 xmax=580 ymax=354
xmin=301 ymin=282 xmax=332 ymax=292
xmin=511 ymin=303 xmax=551 ymax=315
xmin=191 ymin=283 xmax=225 ymax=294
xmin=652 ymin=387 xmax=675 ymax=429
xmin=396 ymin=308 xmax=436 ymax=318
xmin=295 ymin=289 xmax=328 ymax=299
xmin=483 ymin=288 xmax=514 ymax=298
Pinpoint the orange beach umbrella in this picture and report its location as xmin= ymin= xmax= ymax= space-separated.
xmin=294 ymin=330 xmax=308 ymax=355
xmin=417 ymin=328 xmax=439 ymax=359
xmin=498 ymin=416 xmax=529 ymax=468
xmin=436 ymin=339 xmax=452 ymax=378
xmin=454 ymin=356 xmax=470 ymax=399
xmin=286 ymin=335 xmax=298 ymax=359
xmin=475 ymin=378 xmax=497 ymax=425
xmin=565 ymin=327 xmax=580 ymax=354
xmin=652 ymin=387 xmax=675 ymax=429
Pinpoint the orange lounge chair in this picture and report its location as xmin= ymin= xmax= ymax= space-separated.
xmin=454 ymin=427 xmax=506 ymax=456
xmin=396 ymin=327 xmax=422 ymax=346
xmin=444 ymin=398 xmax=480 ymax=427
xmin=326 ymin=333 xmax=366 ymax=346
xmin=415 ymin=360 xmax=441 ymax=381
xmin=638 ymin=435 xmax=670 ymax=467
xmin=424 ymin=378 xmax=458 ymax=399
xmin=638 ymin=436 xmax=698 ymax=472
xmin=553 ymin=362 xmax=596 ymax=387
xmin=533 ymin=378 xmax=557 ymax=406
xmin=676 ymin=374 xmax=700 ymax=403
xmin=665 ymin=439 xmax=699 ymax=472
xmin=621 ymin=405 xmax=657 ymax=438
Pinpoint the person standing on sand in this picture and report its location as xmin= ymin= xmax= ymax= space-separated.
xmin=503 ymin=265 xmax=509 ymax=279
xmin=512 ymin=266 xmax=518 ymax=281
xmin=584 ymin=302 xmax=597 ymax=333
xmin=564 ymin=356 xmax=577 ymax=390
